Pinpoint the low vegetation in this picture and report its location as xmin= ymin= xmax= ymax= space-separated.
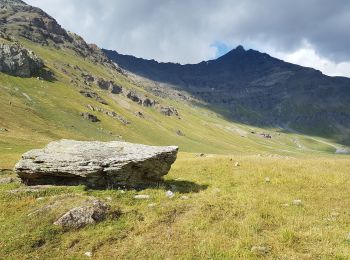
xmin=1 ymin=153 xmax=350 ymax=259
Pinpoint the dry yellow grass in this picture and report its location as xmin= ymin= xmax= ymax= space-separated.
xmin=1 ymin=153 xmax=349 ymax=259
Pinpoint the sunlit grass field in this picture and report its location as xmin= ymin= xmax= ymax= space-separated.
xmin=1 ymin=153 xmax=349 ymax=259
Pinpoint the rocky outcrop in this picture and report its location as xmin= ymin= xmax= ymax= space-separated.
xmin=86 ymin=105 xmax=130 ymax=125
xmin=126 ymin=91 xmax=158 ymax=107
xmin=81 ymin=112 xmax=99 ymax=122
xmin=14 ymin=140 xmax=178 ymax=188
xmin=96 ymin=78 xmax=122 ymax=94
xmin=1 ymin=0 xmax=116 ymax=68
xmin=79 ymin=89 xmax=108 ymax=105
xmin=0 ymin=43 xmax=43 ymax=77
xmin=159 ymin=106 xmax=179 ymax=116
xmin=54 ymin=199 xmax=110 ymax=229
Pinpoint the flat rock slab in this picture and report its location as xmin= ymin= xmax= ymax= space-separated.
xmin=15 ymin=140 xmax=178 ymax=188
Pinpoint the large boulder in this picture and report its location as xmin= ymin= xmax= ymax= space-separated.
xmin=14 ymin=140 xmax=178 ymax=187
xmin=0 ymin=43 xmax=43 ymax=77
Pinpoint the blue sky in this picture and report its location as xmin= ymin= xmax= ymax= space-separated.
xmin=212 ymin=42 xmax=232 ymax=58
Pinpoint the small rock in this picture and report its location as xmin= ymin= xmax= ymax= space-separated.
xmin=199 ymin=153 xmax=205 ymax=157
xmin=330 ymin=212 xmax=340 ymax=217
xmin=292 ymin=199 xmax=302 ymax=206
xmin=281 ymin=203 xmax=289 ymax=207
xmin=134 ymin=195 xmax=150 ymax=200
xmin=120 ymin=190 xmax=125 ymax=194
xmin=166 ymin=190 xmax=175 ymax=199
xmin=148 ymin=203 xmax=157 ymax=208
xmin=81 ymin=112 xmax=100 ymax=122
xmin=265 ymin=177 xmax=271 ymax=183
xmin=234 ymin=162 xmax=240 ymax=167
xmin=84 ymin=252 xmax=92 ymax=257
xmin=251 ymin=246 xmax=270 ymax=255
xmin=54 ymin=199 xmax=110 ymax=229
xmin=0 ymin=177 xmax=17 ymax=184
xmin=0 ymin=128 xmax=8 ymax=132
xmin=36 ymin=197 xmax=45 ymax=201
xmin=106 ymin=196 xmax=112 ymax=201
xmin=181 ymin=195 xmax=189 ymax=200
xmin=176 ymin=130 xmax=185 ymax=136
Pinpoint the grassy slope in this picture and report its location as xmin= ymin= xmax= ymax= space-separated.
xmin=1 ymin=154 xmax=350 ymax=259
xmin=0 ymin=39 xmax=344 ymax=168
xmin=1 ymin=39 xmax=350 ymax=259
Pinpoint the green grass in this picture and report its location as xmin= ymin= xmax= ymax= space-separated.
xmin=1 ymin=38 xmax=350 ymax=259
xmin=0 ymin=38 xmax=347 ymax=168
xmin=1 ymin=153 xmax=350 ymax=259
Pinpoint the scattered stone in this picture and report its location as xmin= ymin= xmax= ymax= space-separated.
xmin=15 ymin=140 xmax=178 ymax=188
xmin=0 ymin=43 xmax=43 ymax=77
xmin=181 ymin=195 xmax=189 ymax=200
xmin=81 ymin=73 xmax=94 ymax=83
xmin=199 ymin=153 xmax=205 ymax=157
xmin=81 ymin=112 xmax=100 ymax=122
xmin=134 ymin=111 xmax=145 ymax=118
xmin=79 ymin=89 xmax=108 ymax=105
xmin=166 ymin=190 xmax=175 ymax=199
xmin=260 ymin=133 xmax=272 ymax=139
xmin=176 ymin=130 xmax=185 ymax=136
xmin=251 ymin=246 xmax=270 ymax=256
xmin=292 ymin=199 xmax=302 ymax=206
xmin=96 ymin=78 xmax=122 ymax=94
xmin=265 ymin=177 xmax=271 ymax=183
xmin=134 ymin=195 xmax=150 ymax=200
xmin=84 ymin=252 xmax=93 ymax=258
xmin=126 ymin=91 xmax=157 ymax=107
xmin=234 ymin=162 xmax=240 ymax=167
xmin=159 ymin=106 xmax=179 ymax=116
xmin=330 ymin=211 xmax=340 ymax=217
xmin=54 ymin=199 xmax=110 ymax=229
xmin=86 ymin=105 xmax=129 ymax=124
xmin=0 ymin=177 xmax=18 ymax=184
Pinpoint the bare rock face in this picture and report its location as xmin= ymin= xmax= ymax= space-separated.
xmin=0 ymin=43 xmax=43 ymax=77
xmin=14 ymin=140 xmax=178 ymax=188
xmin=54 ymin=199 xmax=110 ymax=229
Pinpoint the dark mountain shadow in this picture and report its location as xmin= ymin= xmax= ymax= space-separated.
xmin=104 ymin=46 xmax=350 ymax=146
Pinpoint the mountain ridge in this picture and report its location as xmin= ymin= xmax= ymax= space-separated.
xmin=104 ymin=46 xmax=350 ymax=144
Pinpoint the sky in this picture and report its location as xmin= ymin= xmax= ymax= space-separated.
xmin=26 ymin=0 xmax=350 ymax=77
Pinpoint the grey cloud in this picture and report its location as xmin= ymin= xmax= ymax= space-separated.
xmin=26 ymin=0 xmax=350 ymax=64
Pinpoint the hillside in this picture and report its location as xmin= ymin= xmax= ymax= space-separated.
xmin=1 ymin=1 xmax=350 ymax=259
xmin=1 ymin=0 xmax=346 ymax=169
xmin=104 ymin=46 xmax=350 ymax=145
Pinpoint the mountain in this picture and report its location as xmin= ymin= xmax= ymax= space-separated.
xmin=104 ymin=46 xmax=350 ymax=144
xmin=2 ymin=1 xmax=350 ymax=259
xmin=0 ymin=0 xmax=348 ymax=170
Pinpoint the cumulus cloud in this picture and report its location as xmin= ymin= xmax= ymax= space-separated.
xmin=25 ymin=0 xmax=350 ymax=76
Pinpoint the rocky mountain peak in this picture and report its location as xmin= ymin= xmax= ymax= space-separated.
xmin=0 ymin=0 xmax=116 ymax=69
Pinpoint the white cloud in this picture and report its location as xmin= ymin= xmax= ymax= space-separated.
xmin=25 ymin=0 xmax=350 ymax=77
xmin=270 ymin=42 xmax=350 ymax=77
